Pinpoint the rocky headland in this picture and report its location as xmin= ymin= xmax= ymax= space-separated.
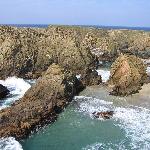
xmin=0 ymin=25 xmax=150 ymax=140
xmin=0 ymin=64 xmax=84 ymax=139
xmin=0 ymin=25 xmax=150 ymax=79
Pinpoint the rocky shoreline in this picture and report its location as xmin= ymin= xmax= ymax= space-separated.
xmin=0 ymin=25 xmax=150 ymax=79
xmin=0 ymin=64 xmax=85 ymax=139
xmin=0 ymin=25 xmax=150 ymax=140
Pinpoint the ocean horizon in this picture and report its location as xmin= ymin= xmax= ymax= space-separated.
xmin=1 ymin=24 xmax=150 ymax=31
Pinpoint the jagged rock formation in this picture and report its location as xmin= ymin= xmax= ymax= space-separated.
xmin=0 ymin=25 xmax=150 ymax=79
xmin=80 ymin=68 xmax=102 ymax=86
xmin=90 ymin=29 xmax=150 ymax=60
xmin=0 ymin=26 xmax=98 ymax=79
xmin=0 ymin=84 xmax=10 ymax=99
xmin=0 ymin=64 xmax=84 ymax=139
xmin=108 ymin=54 xmax=148 ymax=96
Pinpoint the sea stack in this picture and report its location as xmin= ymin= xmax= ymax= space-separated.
xmin=108 ymin=54 xmax=148 ymax=96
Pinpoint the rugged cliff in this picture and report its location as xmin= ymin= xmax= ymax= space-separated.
xmin=0 ymin=25 xmax=150 ymax=79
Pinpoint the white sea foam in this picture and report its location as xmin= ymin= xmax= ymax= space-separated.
xmin=147 ymin=66 xmax=150 ymax=74
xmin=76 ymin=69 xmax=110 ymax=82
xmin=0 ymin=77 xmax=31 ymax=110
xmin=0 ymin=77 xmax=32 ymax=149
xmin=114 ymin=107 xmax=150 ymax=149
xmin=82 ymin=142 xmax=102 ymax=150
xmin=96 ymin=69 xmax=110 ymax=82
xmin=76 ymin=74 xmax=81 ymax=79
xmin=82 ymin=142 xmax=126 ymax=150
xmin=74 ymin=96 xmax=113 ymax=119
xmin=76 ymin=96 xmax=150 ymax=150
xmin=0 ymin=137 xmax=23 ymax=150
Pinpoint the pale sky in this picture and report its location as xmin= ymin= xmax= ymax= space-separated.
xmin=0 ymin=0 xmax=150 ymax=27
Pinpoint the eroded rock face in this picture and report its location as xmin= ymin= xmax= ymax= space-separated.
xmin=80 ymin=68 xmax=102 ymax=86
xmin=0 ymin=84 xmax=9 ymax=99
xmin=108 ymin=54 xmax=148 ymax=96
xmin=1 ymin=25 xmax=150 ymax=79
xmin=0 ymin=26 xmax=98 ymax=79
xmin=0 ymin=64 xmax=84 ymax=139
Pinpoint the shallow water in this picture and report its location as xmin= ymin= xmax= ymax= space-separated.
xmin=20 ymin=83 xmax=150 ymax=150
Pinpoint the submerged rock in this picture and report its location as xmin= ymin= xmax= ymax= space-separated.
xmin=92 ymin=111 xmax=114 ymax=120
xmin=0 ymin=84 xmax=9 ymax=99
xmin=108 ymin=54 xmax=148 ymax=96
xmin=0 ymin=64 xmax=84 ymax=139
xmin=80 ymin=68 xmax=102 ymax=86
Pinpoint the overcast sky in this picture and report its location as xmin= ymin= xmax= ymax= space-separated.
xmin=0 ymin=0 xmax=150 ymax=27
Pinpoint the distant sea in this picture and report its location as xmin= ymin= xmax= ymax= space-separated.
xmin=1 ymin=24 xmax=150 ymax=31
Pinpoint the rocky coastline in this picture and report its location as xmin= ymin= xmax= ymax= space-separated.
xmin=0 ymin=25 xmax=150 ymax=140
xmin=0 ymin=25 xmax=150 ymax=79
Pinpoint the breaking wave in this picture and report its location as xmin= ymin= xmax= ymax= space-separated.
xmin=0 ymin=77 xmax=32 ymax=110
xmin=0 ymin=137 xmax=23 ymax=150
xmin=75 ymin=96 xmax=150 ymax=150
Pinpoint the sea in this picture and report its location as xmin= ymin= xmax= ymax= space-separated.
xmin=0 ymin=24 xmax=150 ymax=31
xmin=0 ymin=25 xmax=150 ymax=150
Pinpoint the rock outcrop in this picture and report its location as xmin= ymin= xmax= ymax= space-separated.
xmin=108 ymin=54 xmax=148 ymax=96
xmin=0 ymin=84 xmax=10 ymax=99
xmin=0 ymin=26 xmax=98 ymax=79
xmin=0 ymin=25 xmax=150 ymax=79
xmin=0 ymin=64 xmax=84 ymax=139
xmin=80 ymin=68 xmax=102 ymax=86
xmin=92 ymin=111 xmax=114 ymax=119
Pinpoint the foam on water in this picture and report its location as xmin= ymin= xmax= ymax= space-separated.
xmin=82 ymin=142 xmax=127 ymax=150
xmin=147 ymin=66 xmax=150 ymax=74
xmin=0 ymin=77 xmax=33 ymax=150
xmin=75 ymin=68 xmax=110 ymax=82
xmin=96 ymin=69 xmax=110 ymax=82
xmin=0 ymin=77 xmax=31 ymax=110
xmin=0 ymin=137 xmax=23 ymax=150
xmin=82 ymin=142 xmax=103 ymax=150
xmin=75 ymin=96 xmax=150 ymax=150
xmin=74 ymin=96 xmax=113 ymax=120
xmin=114 ymin=107 xmax=150 ymax=149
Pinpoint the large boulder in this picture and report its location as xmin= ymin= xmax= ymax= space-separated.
xmin=108 ymin=54 xmax=148 ymax=96
xmin=0 ymin=64 xmax=84 ymax=139
xmin=80 ymin=68 xmax=102 ymax=86
xmin=0 ymin=84 xmax=10 ymax=99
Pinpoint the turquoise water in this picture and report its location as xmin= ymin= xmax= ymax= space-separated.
xmin=21 ymin=103 xmax=126 ymax=150
xmin=1 ymin=69 xmax=150 ymax=150
xmin=20 ymin=86 xmax=150 ymax=150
